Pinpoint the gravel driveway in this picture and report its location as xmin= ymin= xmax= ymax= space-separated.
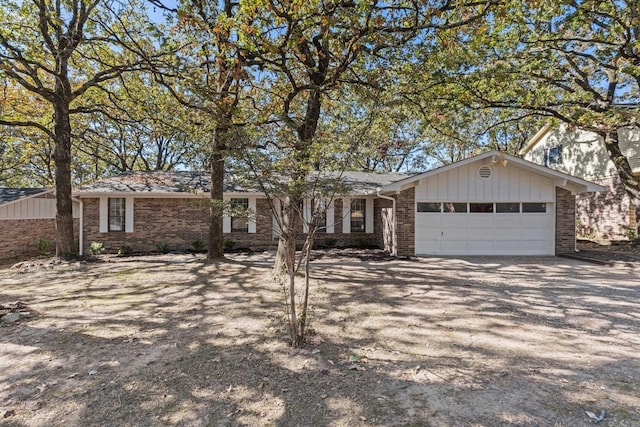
xmin=1 ymin=252 xmax=639 ymax=426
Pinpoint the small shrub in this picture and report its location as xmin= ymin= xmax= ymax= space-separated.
xmin=323 ymin=238 xmax=337 ymax=248
xmin=223 ymin=239 xmax=236 ymax=251
xmin=36 ymin=239 xmax=52 ymax=255
xmin=89 ymin=241 xmax=105 ymax=255
xmin=155 ymin=242 xmax=170 ymax=254
xmin=192 ymin=239 xmax=205 ymax=252
xmin=625 ymin=226 xmax=638 ymax=241
xmin=117 ymin=245 xmax=133 ymax=256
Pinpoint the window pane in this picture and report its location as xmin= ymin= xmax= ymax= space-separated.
xmin=108 ymin=198 xmax=125 ymax=232
xmin=496 ymin=203 xmax=520 ymax=213
xmin=350 ymin=198 xmax=366 ymax=232
xmin=548 ymin=145 xmax=562 ymax=166
xmin=523 ymin=202 xmax=546 ymax=213
xmin=443 ymin=202 xmax=467 ymax=213
xmin=417 ymin=202 xmax=441 ymax=213
xmin=231 ymin=198 xmax=249 ymax=232
xmin=469 ymin=203 xmax=494 ymax=213
xmin=313 ymin=199 xmax=327 ymax=230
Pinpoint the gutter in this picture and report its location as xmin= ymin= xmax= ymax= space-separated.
xmin=376 ymin=188 xmax=397 ymax=256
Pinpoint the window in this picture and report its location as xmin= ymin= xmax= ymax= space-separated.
xmin=231 ymin=198 xmax=249 ymax=232
xmin=108 ymin=198 xmax=126 ymax=232
xmin=496 ymin=203 xmax=520 ymax=213
xmin=523 ymin=202 xmax=547 ymax=213
xmin=469 ymin=203 xmax=494 ymax=213
xmin=312 ymin=199 xmax=327 ymax=230
xmin=443 ymin=202 xmax=467 ymax=213
xmin=350 ymin=198 xmax=366 ymax=232
xmin=545 ymin=145 xmax=563 ymax=166
xmin=417 ymin=202 xmax=441 ymax=213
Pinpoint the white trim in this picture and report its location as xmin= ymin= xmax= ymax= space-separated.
xmin=519 ymin=123 xmax=553 ymax=155
xmin=326 ymin=200 xmax=335 ymax=234
xmin=223 ymin=213 xmax=231 ymax=233
xmin=379 ymin=150 xmax=605 ymax=194
xmin=302 ymin=199 xmax=310 ymax=233
xmin=342 ymin=197 xmax=351 ymax=234
xmin=365 ymin=198 xmax=374 ymax=234
xmin=125 ymin=197 xmax=134 ymax=233
xmin=99 ymin=197 xmax=108 ymax=233
xmin=78 ymin=198 xmax=84 ymax=256
xmin=248 ymin=197 xmax=256 ymax=234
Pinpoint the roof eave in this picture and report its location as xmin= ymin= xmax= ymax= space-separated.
xmin=519 ymin=122 xmax=553 ymax=155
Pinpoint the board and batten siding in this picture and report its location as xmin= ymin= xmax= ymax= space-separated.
xmin=415 ymin=161 xmax=555 ymax=202
xmin=0 ymin=197 xmax=80 ymax=219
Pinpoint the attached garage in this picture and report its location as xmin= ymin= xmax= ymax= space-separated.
xmin=378 ymin=151 xmax=604 ymax=257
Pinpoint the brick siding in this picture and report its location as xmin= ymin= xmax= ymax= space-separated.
xmin=395 ymin=187 xmax=415 ymax=257
xmin=555 ymin=187 xmax=576 ymax=254
xmin=0 ymin=218 xmax=80 ymax=259
xmin=575 ymin=176 xmax=634 ymax=241
xmin=81 ymin=196 xmax=389 ymax=254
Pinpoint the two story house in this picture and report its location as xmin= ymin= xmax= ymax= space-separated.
xmin=521 ymin=124 xmax=640 ymax=241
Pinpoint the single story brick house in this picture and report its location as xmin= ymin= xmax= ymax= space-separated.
xmin=74 ymin=151 xmax=603 ymax=257
xmin=0 ymin=187 xmax=80 ymax=259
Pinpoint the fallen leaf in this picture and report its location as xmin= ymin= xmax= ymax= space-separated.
xmin=88 ymin=369 xmax=98 ymax=376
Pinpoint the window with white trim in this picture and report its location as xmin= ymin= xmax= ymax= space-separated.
xmin=350 ymin=198 xmax=366 ymax=233
xmin=108 ymin=198 xmax=126 ymax=232
xmin=231 ymin=198 xmax=249 ymax=232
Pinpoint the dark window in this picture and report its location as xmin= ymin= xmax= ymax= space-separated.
xmin=496 ymin=203 xmax=520 ymax=213
xmin=417 ymin=202 xmax=441 ymax=213
xmin=523 ymin=202 xmax=547 ymax=213
xmin=545 ymin=145 xmax=563 ymax=166
xmin=231 ymin=198 xmax=249 ymax=232
xmin=469 ymin=203 xmax=494 ymax=213
xmin=350 ymin=198 xmax=366 ymax=232
xmin=443 ymin=202 xmax=468 ymax=213
xmin=108 ymin=198 xmax=125 ymax=232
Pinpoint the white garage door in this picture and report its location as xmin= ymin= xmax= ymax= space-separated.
xmin=415 ymin=202 xmax=555 ymax=256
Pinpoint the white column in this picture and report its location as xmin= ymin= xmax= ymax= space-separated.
xmin=326 ymin=199 xmax=335 ymax=233
xmin=125 ymin=197 xmax=134 ymax=233
xmin=248 ymin=197 xmax=257 ymax=234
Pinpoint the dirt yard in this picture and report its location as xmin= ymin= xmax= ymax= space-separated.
xmin=1 ymin=251 xmax=639 ymax=426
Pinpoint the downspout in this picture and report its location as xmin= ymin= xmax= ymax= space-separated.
xmin=75 ymin=197 xmax=83 ymax=256
xmin=376 ymin=188 xmax=396 ymax=256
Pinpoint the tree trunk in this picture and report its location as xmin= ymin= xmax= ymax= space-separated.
xmin=208 ymin=133 xmax=225 ymax=259
xmin=602 ymin=129 xmax=640 ymax=238
xmin=52 ymin=94 xmax=76 ymax=257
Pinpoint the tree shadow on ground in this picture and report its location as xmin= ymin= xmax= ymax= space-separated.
xmin=0 ymin=254 xmax=639 ymax=426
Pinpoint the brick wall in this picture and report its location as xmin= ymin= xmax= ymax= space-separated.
xmin=555 ymin=187 xmax=576 ymax=254
xmin=0 ymin=218 xmax=80 ymax=259
xmin=395 ymin=187 xmax=415 ymax=257
xmin=82 ymin=197 xmax=276 ymax=254
xmin=82 ymin=196 xmax=390 ymax=254
xmin=575 ymin=176 xmax=634 ymax=241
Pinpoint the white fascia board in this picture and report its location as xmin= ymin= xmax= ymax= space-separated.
xmin=378 ymin=150 xmax=606 ymax=194
xmin=519 ymin=123 xmax=553 ymax=155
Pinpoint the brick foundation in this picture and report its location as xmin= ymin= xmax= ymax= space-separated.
xmin=555 ymin=187 xmax=576 ymax=254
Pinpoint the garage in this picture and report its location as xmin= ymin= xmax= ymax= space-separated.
xmin=378 ymin=151 xmax=604 ymax=257
xmin=415 ymin=201 xmax=555 ymax=255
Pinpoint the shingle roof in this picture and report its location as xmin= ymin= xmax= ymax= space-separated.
xmin=0 ymin=187 xmax=49 ymax=204
xmin=75 ymin=170 xmax=410 ymax=196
